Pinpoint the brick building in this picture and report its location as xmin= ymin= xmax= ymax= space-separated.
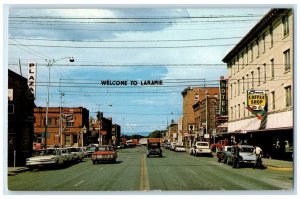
xmin=33 ymin=107 xmax=89 ymax=148
xmin=181 ymin=87 xmax=219 ymax=147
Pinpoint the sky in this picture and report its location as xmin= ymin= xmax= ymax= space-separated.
xmin=5 ymin=5 xmax=274 ymax=136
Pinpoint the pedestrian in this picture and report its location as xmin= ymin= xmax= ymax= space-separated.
xmin=253 ymin=145 xmax=263 ymax=167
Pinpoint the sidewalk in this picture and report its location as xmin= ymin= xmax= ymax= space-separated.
xmin=7 ymin=167 xmax=29 ymax=176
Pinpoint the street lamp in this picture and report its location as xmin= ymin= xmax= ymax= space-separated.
xmin=59 ymin=92 xmax=65 ymax=147
xmin=44 ymin=57 xmax=74 ymax=149
xmin=81 ymin=125 xmax=87 ymax=147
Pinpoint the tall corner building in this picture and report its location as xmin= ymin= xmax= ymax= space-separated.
xmin=222 ymin=8 xmax=293 ymax=160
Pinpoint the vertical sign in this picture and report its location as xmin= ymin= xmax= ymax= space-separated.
xmin=8 ymin=89 xmax=13 ymax=101
xmin=219 ymin=77 xmax=228 ymax=115
xmin=28 ymin=62 xmax=37 ymax=98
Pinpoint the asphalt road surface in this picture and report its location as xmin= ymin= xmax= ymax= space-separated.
xmin=7 ymin=146 xmax=293 ymax=192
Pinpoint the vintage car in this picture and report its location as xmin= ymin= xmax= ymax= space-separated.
xmin=91 ymin=145 xmax=117 ymax=164
xmin=26 ymin=148 xmax=65 ymax=171
xmin=216 ymin=146 xmax=233 ymax=163
xmin=67 ymin=147 xmax=84 ymax=162
xmin=174 ymin=145 xmax=186 ymax=152
xmin=190 ymin=141 xmax=212 ymax=157
xmin=147 ymin=142 xmax=163 ymax=157
xmin=58 ymin=148 xmax=73 ymax=165
xmin=226 ymin=145 xmax=256 ymax=168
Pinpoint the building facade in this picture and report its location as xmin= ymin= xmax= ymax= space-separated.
xmin=33 ymin=107 xmax=89 ymax=148
xmin=181 ymin=87 xmax=219 ymax=146
xmin=222 ymin=8 xmax=293 ymax=159
xmin=8 ymin=70 xmax=35 ymax=166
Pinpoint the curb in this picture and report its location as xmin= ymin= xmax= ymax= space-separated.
xmin=265 ymin=165 xmax=293 ymax=171
xmin=8 ymin=167 xmax=29 ymax=176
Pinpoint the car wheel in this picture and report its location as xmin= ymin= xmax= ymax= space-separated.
xmin=92 ymin=160 xmax=96 ymax=164
xmin=28 ymin=166 xmax=34 ymax=171
xmin=224 ymin=158 xmax=227 ymax=164
xmin=218 ymin=158 xmax=221 ymax=162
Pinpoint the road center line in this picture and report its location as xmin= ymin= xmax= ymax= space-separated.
xmin=73 ymin=180 xmax=84 ymax=187
xmin=140 ymin=154 xmax=150 ymax=191
xmin=98 ymin=167 xmax=103 ymax=172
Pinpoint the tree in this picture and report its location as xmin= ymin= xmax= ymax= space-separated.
xmin=148 ymin=130 xmax=165 ymax=138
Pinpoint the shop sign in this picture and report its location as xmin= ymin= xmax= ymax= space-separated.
xmin=247 ymin=90 xmax=266 ymax=111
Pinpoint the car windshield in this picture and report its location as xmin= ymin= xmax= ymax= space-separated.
xmin=68 ymin=148 xmax=78 ymax=152
xmin=240 ymin=147 xmax=254 ymax=152
xmin=197 ymin=143 xmax=208 ymax=146
xmin=35 ymin=149 xmax=57 ymax=156
xmin=97 ymin=146 xmax=112 ymax=151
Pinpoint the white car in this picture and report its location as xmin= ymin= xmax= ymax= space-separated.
xmin=67 ymin=147 xmax=84 ymax=162
xmin=26 ymin=148 xmax=65 ymax=171
xmin=190 ymin=141 xmax=212 ymax=157
xmin=170 ymin=142 xmax=177 ymax=151
xmin=58 ymin=148 xmax=73 ymax=164
xmin=174 ymin=145 xmax=186 ymax=152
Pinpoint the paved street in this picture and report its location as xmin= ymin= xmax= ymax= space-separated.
xmin=8 ymin=147 xmax=293 ymax=192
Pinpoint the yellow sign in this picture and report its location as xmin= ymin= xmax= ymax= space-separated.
xmin=247 ymin=90 xmax=266 ymax=111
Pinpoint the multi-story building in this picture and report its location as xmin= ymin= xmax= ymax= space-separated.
xmin=167 ymin=120 xmax=179 ymax=143
xmin=222 ymin=8 xmax=293 ymax=159
xmin=33 ymin=107 xmax=89 ymax=148
xmin=8 ymin=70 xmax=35 ymax=166
xmin=181 ymin=87 xmax=219 ymax=146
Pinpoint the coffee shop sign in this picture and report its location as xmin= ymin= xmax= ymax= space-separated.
xmin=100 ymin=80 xmax=163 ymax=86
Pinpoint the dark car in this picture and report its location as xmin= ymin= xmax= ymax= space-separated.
xmin=147 ymin=142 xmax=162 ymax=157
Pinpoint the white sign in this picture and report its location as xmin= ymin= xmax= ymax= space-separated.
xmin=8 ymin=89 xmax=13 ymax=101
xmin=28 ymin=62 xmax=37 ymax=98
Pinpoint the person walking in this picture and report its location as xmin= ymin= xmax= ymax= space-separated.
xmin=253 ymin=145 xmax=263 ymax=167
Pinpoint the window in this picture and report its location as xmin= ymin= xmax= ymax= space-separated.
xmin=195 ymin=94 xmax=199 ymax=101
xmin=270 ymin=26 xmax=273 ymax=46
xmin=234 ymin=105 xmax=236 ymax=119
xmin=242 ymin=52 xmax=244 ymax=68
xmin=284 ymin=49 xmax=291 ymax=71
xmin=271 ymin=91 xmax=275 ymax=110
xmin=237 ymin=56 xmax=240 ymax=72
xmin=250 ymin=44 xmax=253 ymax=61
xmin=238 ymin=104 xmax=240 ymax=118
xmin=285 ymin=86 xmax=292 ymax=107
xmin=283 ymin=15 xmax=289 ymax=36
xmin=44 ymin=118 xmax=52 ymax=127
xmin=270 ymin=59 xmax=275 ymax=78
xmin=246 ymin=48 xmax=249 ymax=65
xmin=242 ymin=77 xmax=245 ymax=92
xmin=246 ymin=74 xmax=249 ymax=90
xmin=66 ymin=122 xmax=74 ymax=127
xmin=257 ymin=67 xmax=261 ymax=86
xmin=230 ymin=84 xmax=233 ymax=98
xmin=262 ymin=33 xmax=266 ymax=52
xmin=257 ymin=38 xmax=259 ymax=57
xmin=251 ymin=71 xmax=254 ymax=88
xmin=234 ymin=82 xmax=237 ymax=97
xmin=243 ymin=102 xmax=246 ymax=117
xmin=237 ymin=80 xmax=240 ymax=95
xmin=65 ymin=135 xmax=70 ymax=146
xmin=263 ymin=63 xmax=267 ymax=83
xmin=231 ymin=107 xmax=233 ymax=120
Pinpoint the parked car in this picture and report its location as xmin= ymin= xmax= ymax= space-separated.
xmin=67 ymin=147 xmax=84 ymax=162
xmin=91 ymin=145 xmax=117 ymax=164
xmin=216 ymin=146 xmax=233 ymax=163
xmin=174 ymin=145 xmax=186 ymax=152
xmin=170 ymin=142 xmax=177 ymax=151
xmin=190 ymin=141 xmax=212 ymax=157
xmin=58 ymin=148 xmax=73 ymax=165
xmin=226 ymin=145 xmax=256 ymax=168
xmin=26 ymin=148 xmax=65 ymax=171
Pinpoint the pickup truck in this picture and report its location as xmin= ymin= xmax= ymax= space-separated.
xmin=216 ymin=146 xmax=233 ymax=163
xmin=190 ymin=141 xmax=212 ymax=157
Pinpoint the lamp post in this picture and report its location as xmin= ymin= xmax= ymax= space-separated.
xmin=59 ymin=92 xmax=65 ymax=147
xmin=81 ymin=125 xmax=87 ymax=147
xmin=44 ymin=57 xmax=74 ymax=149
